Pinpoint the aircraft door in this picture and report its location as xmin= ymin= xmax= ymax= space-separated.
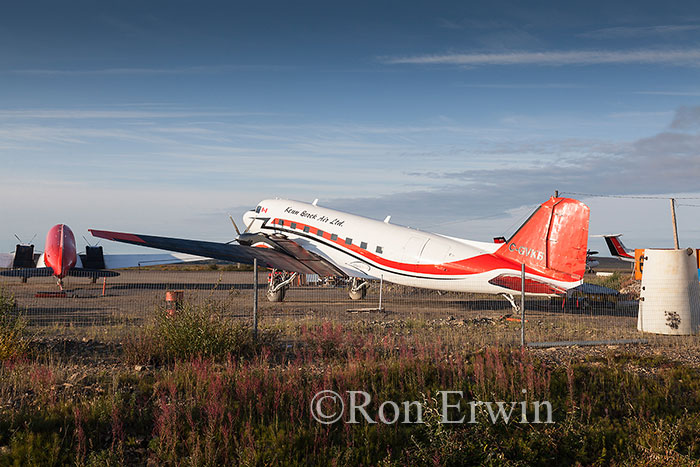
xmin=401 ymin=237 xmax=429 ymax=266
xmin=419 ymin=240 xmax=452 ymax=267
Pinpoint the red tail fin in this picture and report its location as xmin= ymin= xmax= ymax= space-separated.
xmin=496 ymin=197 xmax=590 ymax=281
xmin=603 ymin=234 xmax=634 ymax=259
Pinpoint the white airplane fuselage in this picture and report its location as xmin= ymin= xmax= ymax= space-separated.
xmin=243 ymin=199 xmax=582 ymax=296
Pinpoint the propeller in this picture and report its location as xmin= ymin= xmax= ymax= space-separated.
xmin=226 ymin=214 xmax=255 ymax=244
xmin=13 ymin=233 xmax=37 ymax=245
xmin=82 ymin=235 xmax=101 ymax=248
xmin=229 ymin=215 xmax=242 ymax=236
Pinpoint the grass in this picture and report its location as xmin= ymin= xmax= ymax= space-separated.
xmin=2 ymin=313 xmax=700 ymax=465
xmin=123 ymin=301 xmax=279 ymax=364
xmin=0 ymin=289 xmax=28 ymax=362
xmin=1 ymin=282 xmax=699 ymax=465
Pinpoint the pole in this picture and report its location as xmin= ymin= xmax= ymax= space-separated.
xmin=379 ymin=274 xmax=383 ymax=310
xmin=554 ymin=190 xmax=559 ymax=198
xmin=521 ymin=263 xmax=525 ymax=349
xmin=670 ymin=198 xmax=680 ymax=249
xmin=253 ymin=258 xmax=258 ymax=341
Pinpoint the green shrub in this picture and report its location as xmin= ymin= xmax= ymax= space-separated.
xmin=587 ymin=272 xmax=625 ymax=291
xmin=1 ymin=430 xmax=68 ymax=465
xmin=124 ymin=302 xmax=277 ymax=364
xmin=0 ymin=289 xmax=28 ymax=362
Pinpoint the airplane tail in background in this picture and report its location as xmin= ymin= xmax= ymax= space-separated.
xmin=495 ymin=197 xmax=590 ymax=282
xmin=602 ymin=234 xmax=635 ymax=260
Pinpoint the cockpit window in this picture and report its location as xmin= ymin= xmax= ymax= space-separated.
xmin=255 ymin=206 xmax=262 ymax=213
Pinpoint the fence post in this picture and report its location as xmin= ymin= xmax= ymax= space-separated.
xmin=253 ymin=258 xmax=258 ymax=342
xmin=379 ymin=274 xmax=383 ymax=310
xmin=521 ymin=263 xmax=525 ymax=349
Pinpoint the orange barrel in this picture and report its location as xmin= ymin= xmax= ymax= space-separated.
xmin=165 ymin=290 xmax=184 ymax=315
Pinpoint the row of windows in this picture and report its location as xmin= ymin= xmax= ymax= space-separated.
xmin=276 ymin=218 xmax=383 ymax=254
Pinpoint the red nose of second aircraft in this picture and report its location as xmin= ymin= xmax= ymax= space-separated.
xmin=44 ymin=224 xmax=77 ymax=278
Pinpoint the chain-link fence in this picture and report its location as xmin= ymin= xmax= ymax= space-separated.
xmin=5 ymin=266 xmax=700 ymax=348
xmin=0 ymin=267 xmax=643 ymax=345
xmin=0 ymin=269 xmax=256 ymax=337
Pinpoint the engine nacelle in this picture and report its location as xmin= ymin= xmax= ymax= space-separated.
xmin=12 ymin=244 xmax=35 ymax=268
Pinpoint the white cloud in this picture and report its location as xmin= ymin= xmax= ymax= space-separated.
xmin=381 ymin=49 xmax=700 ymax=67
xmin=325 ymin=106 xmax=700 ymax=231
xmin=579 ymin=25 xmax=700 ymax=39
xmin=670 ymin=106 xmax=700 ymax=130
xmin=635 ymin=90 xmax=700 ymax=96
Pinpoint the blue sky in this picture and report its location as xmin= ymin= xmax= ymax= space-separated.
xmin=2 ymin=0 xmax=700 ymax=255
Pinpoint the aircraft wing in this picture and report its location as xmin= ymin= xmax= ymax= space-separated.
xmin=0 ymin=267 xmax=54 ymax=278
xmin=89 ymin=229 xmax=345 ymax=277
xmin=68 ymin=268 xmax=120 ymax=278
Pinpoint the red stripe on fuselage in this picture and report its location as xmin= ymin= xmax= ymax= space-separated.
xmin=270 ymin=218 xmax=578 ymax=282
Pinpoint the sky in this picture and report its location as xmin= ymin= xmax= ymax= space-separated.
xmin=2 ymin=0 xmax=700 ymax=256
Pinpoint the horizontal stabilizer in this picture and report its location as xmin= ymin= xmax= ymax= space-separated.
xmin=488 ymin=274 xmax=567 ymax=295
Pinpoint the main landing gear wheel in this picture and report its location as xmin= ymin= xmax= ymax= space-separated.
xmin=267 ymin=287 xmax=286 ymax=302
xmin=266 ymin=269 xmax=297 ymax=302
xmin=348 ymin=278 xmax=369 ymax=300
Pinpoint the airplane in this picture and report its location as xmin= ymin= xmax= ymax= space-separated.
xmin=599 ymin=234 xmax=635 ymax=262
xmin=599 ymin=232 xmax=700 ymax=279
xmin=89 ymin=196 xmax=590 ymax=309
xmin=0 ymin=224 xmax=206 ymax=289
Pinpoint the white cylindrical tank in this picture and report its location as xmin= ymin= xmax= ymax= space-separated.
xmin=638 ymin=248 xmax=700 ymax=335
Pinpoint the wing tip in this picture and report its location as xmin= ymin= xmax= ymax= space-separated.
xmin=89 ymin=229 xmax=147 ymax=244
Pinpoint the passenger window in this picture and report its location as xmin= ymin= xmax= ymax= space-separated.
xmin=345 ymin=238 xmax=352 ymax=245
xmin=303 ymin=226 xmax=310 ymax=233
xmin=331 ymin=234 xmax=338 ymax=241
xmin=376 ymin=246 xmax=383 ymax=254
xmin=317 ymin=229 xmax=324 ymax=237
xmin=360 ymin=242 xmax=367 ymax=249
xmin=278 ymin=219 xmax=284 ymax=225
xmin=291 ymin=223 xmax=297 ymax=229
